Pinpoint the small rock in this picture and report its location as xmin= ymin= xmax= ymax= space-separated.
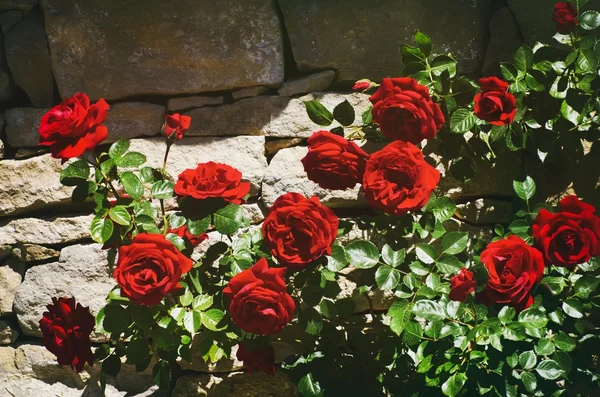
xmin=13 ymin=244 xmax=112 ymax=340
xmin=0 ymin=0 xmax=37 ymax=13
xmin=0 ymin=243 xmax=11 ymax=260
xmin=483 ymin=7 xmax=523 ymax=76
xmin=4 ymin=8 xmax=54 ymax=107
xmin=242 ymin=202 xmax=265 ymax=224
xmin=14 ymin=147 xmax=48 ymax=159
xmin=0 ymin=9 xmax=22 ymax=33
xmin=232 ymin=85 xmax=270 ymax=100
xmin=265 ymin=138 xmax=304 ymax=156
xmin=0 ymin=318 xmax=19 ymax=344
xmin=456 ymin=199 xmax=513 ymax=225
xmin=172 ymin=372 xmax=297 ymax=397
xmin=0 ymin=214 xmax=93 ymax=245
xmin=5 ymin=107 xmax=48 ymax=147
xmin=103 ymin=102 xmax=166 ymax=142
xmin=0 ymin=259 xmax=25 ymax=315
xmin=278 ymin=70 xmax=336 ymax=97
xmin=262 ymin=146 xmax=367 ymax=209
xmin=11 ymin=244 xmax=60 ymax=262
xmin=167 ymin=96 xmax=224 ymax=112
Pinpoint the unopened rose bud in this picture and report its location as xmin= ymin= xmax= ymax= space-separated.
xmin=352 ymin=79 xmax=372 ymax=92
xmin=163 ymin=113 xmax=192 ymax=141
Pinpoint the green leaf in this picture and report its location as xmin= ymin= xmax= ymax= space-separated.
xmin=102 ymin=354 xmax=121 ymax=377
xmin=114 ymin=152 xmax=146 ymax=168
xmin=518 ymin=308 xmax=548 ymax=329
xmin=139 ymin=167 xmax=158 ymax=183
xmin=580 ymin=10 xmax=600 ymax=30
xmin=332 ymin=100 xmax=355 ymax=126
xmin=542 ymin=276 xmax=567 ymax=295
xmin=519 ymin=351 xmax=537 ymax=369
xmin=436 ymin=254 xmax=463 ymax=275
xmin=361 ymin=106 xmax=373 ymax=124
xmin=514 ymin=45 xmax=534 ymax=72
xmin=574 ymin=275 xmax=600 ymax=299
xmin=126 ymin=338 xmax=151 ymax=365
xmin=298 ymin=373 xmax=324 ymax=397
xmin=103 ymin=304 xmax=129 ymax=333
xmin=165 ymin=233 xmax=186 ymax=252
xmin=94 ymin=344 xmax=111 ymax=361
xmin=412 ymin=300 xmax=446 ymax=321
xmin=213 ymin=204 xmax=248 ymax=235
xmin=179 ymin=288 xmax=193 ymax=306
xmin=401 ymin=44 xmax=426 ymax=64
xmin=430 ymin=55 xmax=457 ymax=77
xmin=109 ymin=139 xmax=130 ymax=159
xmin=409 ymin=262 xmax=430 ymax=276
xmin=442 ymin=373 xmax=467 ymax=397
xmin=169 ymin=307 xmax=185 ymax=323
xmin=449 ymin=108 xmax=477 ymax=133
xmin=326 ymin=245 xmax=348 ymax=272
xmin=562 ymin=298 xmax=584 ymax=318
xmin=500 ymin=63 xmax=519 ymax=81
xmin=416 ymin=244 xmax=436 ymax=264
xmin=345 ymin=240 xmax=379 ymax=269
xmin=152 ymin=360 xmax=171 ymax=389
xmin=202 ymin=309 xmax=225 ymax=331
xmin=414 ymin=31 xmax=432 ymax=56
xmin=187 ymin=216 xmax=210 ymax=236
xmin=536 ymin=338 xmax=555 ymax=356
xmin=192 ymin=294 xmax=213 ymax=311
xmin=120 ymin=172 xmax=144 ymax=200
xmin=432 ymin=197 xmax=456 ymax=222
xmin=441 ymin=232 xmax=468 ymax=255
xmin=90 ymin=217 xmax=114 ymax=244
xmin=507 ymin=352 xmax=519 ymax=368
xmin=304 ymin=100 xmax=333 ymax=126
xmin=402 ymin=321 xmax=423 ymax=346
xmin=183 ymin=310 xmax=202 ymax=334
xmin=498 ymin=306 xmax=516 ymax=325
xmin=521 ymin=372 xmax=537 ymax=393
xmin=151 ymin=181 xmax=174 ymax=199
xmin=554 ymin=332 xmax=576 ymax=352
xmin=60 ymin=160 xmax=90 ymax=186
xmin=108 ymin=206 xmax=131 ymax=226
xmin=513 ymin=176 xmax=536 ymax=201
xmin=535 ymin=360 xmax=564 ymax=380
xmin=375 ymin=266 xmax=401 ymax=291
xmin=382 ymin=244 xmax=406 ymax=267
xmin=388 ymin=301 xmax=411 ymax=336
xmin=169 ymin=214 xmax=186 ymax=229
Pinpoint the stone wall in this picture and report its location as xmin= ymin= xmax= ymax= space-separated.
xmin=0 ymin=1 xmax=586 ymax=396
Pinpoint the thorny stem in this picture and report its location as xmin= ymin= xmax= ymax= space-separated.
xmin=86 ymin=156 xmax=120 ymax=198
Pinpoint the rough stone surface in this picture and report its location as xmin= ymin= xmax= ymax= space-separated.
xmin=278 ymin=70 xmax=336 ymax=97
xmin=172 ymin=372 xmax=297 ymax=397
xmin=0 ymin=9 xmax=22 ymax=33
xmin=242 ymin=202 xmax=265 ymax=224
xmin=265 ymin=138 xmax=304 ymax=156
xmin=11 ymin=243 xmax=60 ymax=262
xmin=41 ymin=0 xmax=284 ymax=100
xmin=0 ymin=259 xmax=25 ymax=315
xmin=0 ymin=214 xmax=93 ymax=245
xmin=0 ymin=319 xmax=19 ymax=344
xmin=456 ymin=199 xmax=513 ymax=225
xmin=4 ymin=8 xmax=54 ymax=107
xmin=0 ymin=138 xmax=4 ymax=159
xmin=262 ymin=146 xmax=366 ymax=209
xmin=167 ymin=96 xmax=224 ymax=112
xmin=483 ymin=7 xmax=523 ymax=75
xmin=129 ymin=136 xmax=267 ymax=195
xmin=5 ymin=107 xmax=48 ymax=147
xmin=104 ymin=102 xmax=166 ymax=142
xmin=0 ymin=31 xmax=14 ymax=102
xmin=232 ymin=85 xmax=270 ymax=100
xmin=13 ymin=244 xmax=112 ymax=339
xmin=14 ymin=147 xmax=48 ymax=159
xmin=279 ymin=0 xmax=495 ymax=82
xmin=0 ymin=0 xmax=37 ymax=13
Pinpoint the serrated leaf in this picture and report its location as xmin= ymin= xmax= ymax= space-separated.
xmin=109 ymin=139 xmax=130 ymax=159
xmin=436 ymin=254 xmax=463 ymax=275
xmin=213 ymin=204 xmax=248 ymax=235
xmin=304 ymin=100 xmax=333 ymax=126
xmin=580 ymin=10 xmax=600 ymax=30
xmin=562 ymin=298 xmax=584 ymax=318
xmin=519 ymin=351 xmax=537 ymax=369
xmin=183 ymin=311 xmax=202 ymax=334
xmin=535 ymin=360 xmax=564 ymax=380
xmin=109 ymin=206 xmax=131 ymax=226
xmin=191 ymin=295 xmax=213 ymax=311
xmin=298 ymin=373 xmax=323 ymax=397
xmin=151 ymin=180 xmax=174 ymax=199
xmin=432 ymin=197 xmax=456 ymax=222
xmin=442 ymin=372 xmax=467 ymax=397
xmin=166 ymin=233 xmax=186 ymax=252
xmin=430 ymin=55 xmax=457 ymax=77
xmin=414 ymin=31 xmax=432 ymax=56
xmin=60 ymin=160 xmax=90 ymax=186
xmin=514 ymin=45 xmax=534 ymax=72
xmin=554 ymin=332 xmax=576 ymax=352
xmin=450 ymin=108 xmax=477 ymax=133
xmin=513 ymin=176 xmax=536 ymax=201
xmin=416 ymin=244 xmax=436 ymax=264
xmin=574 ymin=275 xmax=600 ymax=299
xmin=498 ymin=306 xmax=516 ymax=325
xmin=521 ymin=372 xmax=537 ymax=393
xmin=518 ymin=308 xmax=548 ymax=329
xmin=90 ymin=217 xmax=114 ymax=244
xmin=382 ymin=244 xmax=406 ymax=267
xmin=542 ymin=276 xmax=567 ymax=295
xmin=388 ymin=301 xmax=411 ymax=336
xmin=375 ymin=266 xmax=401 ymax=291
xmin=187 ymin=216 xmax=210 ymax=236
xmin=326 ymin=245 xmax=348 ymax=272
xmin=345 ymin=240 xmax=379 ymax=269
xmin=120 ymin=171 xmax=144 ymax=200
xmin=535 ymin=338 xmax=555 ymax=356
xmin=114 ymin=152 xmax=146 ymax=168
xmin=202 ymin=309 xmax=225 ymax=331
xmin=442 ymin=232 xmax=468 ymax=255
xmin=332 ymin=100 xmax=355 ymax=126
xmin=412 ymin=300 xmax=446 ymax=321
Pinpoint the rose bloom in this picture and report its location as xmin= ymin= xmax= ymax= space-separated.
xmin=553 ymin=2 xmax=577 ymax=34
xmin=168 ymin=224 xmax=208 ymax=248
xmin=362 ymin=141 xmax=440 ymax=216
xmin=476 ymin=236 xmax=545 ymax=311
xmin=39 ymin=93 xmax=110 ymax=159
xmin=175 ymin=162 xmax=251 ymax=206
xmin=223 ymin=258 xmax=295 ymax=335
xmin=113 ymin=233 xmax=193 ymax=305
xmin=369 ymin=77 xmax=444 ymax=143
xmin=164 ymin=113 xmax=192 ymax=140
xmin=533 ymin=195 xmax=600 ymax=268
xmin=449 ymin=268 xmax=476 ymax=302
xmin=262 ymin=192 xmax=338 ymax=269
xmin=473 ymin=77 xmax=516 ymax=126
xmin=301 ymin=130 xmax=369 ymax=190
xmin=39 ymin=297 xmax=95 ymax=372
xmin=236 ymin=343 xmax=276 ymax=376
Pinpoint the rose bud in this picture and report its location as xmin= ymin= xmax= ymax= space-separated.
xmin=449 ymin=268 xmax=476 ymax=302
xmin=163 ymin=113 xmax=192 ymax=141
xmin=553 ymin=2 xmax=577 ymax=34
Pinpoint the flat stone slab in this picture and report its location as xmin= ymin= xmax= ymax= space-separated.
xmin=0 ymin=214 xmax=93 ymax=245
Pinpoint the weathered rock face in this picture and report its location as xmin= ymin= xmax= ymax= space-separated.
xmin=103 ymin=102 xmax=166 ymax=142
xmin=0 ymin=319 xmax=19 ymax=344
xmin=0 ymin=214 xmax=93 ymax=245
xmin=0 ymin=9 xmax=22 ymax=33
xmin=456 ymin=198 xmax=513 ymax=225
xmin=278 ymin=0 xmax=495 ymax=82
xmin=0 ymin=259 xmax=24 ymax=315
xmin=265 ymin=137 xmax=304 ymax=156
xmin=4 ymin=8 xmax=54 ymax=107
xmin=167 ymin=96 xmax=224 ymax=112
xmin=232 ymin=86 xmax=270 ymax=100
xmin=0 ymin=0 xmax=37 ymax=13
xmin=172 ymin=372 xmax=297 ymax=397
xmin=11 ymin=243 xmax=60 ymax=262
xmin=5 ymin=107 xmax=48 ymax=147
xmin=129 ymin=136 xmax=267 ymax=196
xmin=13 ymin=244 xmax=112 ymax=340
xmin=41 ymin=0 xmax=284 ymax=100
xmin=278 ymin=70 xmax=336 ymax=97
xmin=0 ymin=28 xmax=14 ymax=102
xmin=483 ymin=7 xmax=523 ymax=76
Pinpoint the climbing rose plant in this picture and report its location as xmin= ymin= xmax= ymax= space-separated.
xmin=39 ymin=1 xmax=600 ymax=396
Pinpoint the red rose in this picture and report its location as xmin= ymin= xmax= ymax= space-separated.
xmin=113 ymin=233 xmax=193 ymax=305
xmin=168 ymin=224 xmax=208 ymax=248
xmin=362 ymin=141 xmax=440 ymax=215
xmin=553 ymin=2 xmax=577 ymax=34
xmin=223 ymin=258 xmax=295 ymax=335
xmin=477 ymin=236 xmax=545 ymax=311
xmin=236 ymin=343 xmax=275 ymax=376
xmin=369 ymin=77 xmax=444 ymax=144
xmin=175 ymin=162 xmax=251 ymax=206
xmin=262 ymin=192 xmax=338 ymax=269
xmin=352 ymin=80 xmax=371 ymax=92
xmin=39 ymin=297 xmax=94 ymax=372
xmin=301 ymin=130 xmax=369 ymax=190
xmin=39 ymin=93 xmax=109 ymax=159
xmin=473 ymin=77 xmax=516 ymax=126
xmin=449 ymin=268 xmax=476 ymax=302
xmin=533 ymin=195 xmax=600 ymax=268
xmin=164 ymin=113 xmax=192 ymax=141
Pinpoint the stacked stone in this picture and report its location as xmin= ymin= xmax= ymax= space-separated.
xmin=0 ymin=0 xmax=573 ymax=395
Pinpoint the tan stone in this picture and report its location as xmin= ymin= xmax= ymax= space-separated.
xmin=0 ymin=318 xmax=19 ymax=344
xmin=265 ymin=138 xmax=304 ymax=156
xmin=232 ymin=86 xmax=270 ymax=100
xmin=167 ymin=96 xmax=225 ymax=112
xmin=172 ymin=372 xmax=297 ymax=397
xmin=0 ymin=214 xmax=93 ymax=245
xmin=0 ymin=259 xmax=24 ymax=315
xmin=103 ymin=102 xmax=166 ymax=142
xmin=278 ymin=70 xmax=336 ymax=97
xmin=12 ymin=243 xmax=60 ymax=262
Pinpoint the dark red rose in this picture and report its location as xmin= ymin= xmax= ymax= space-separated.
xmin=164 ymin=113 xmax=192 ymax=140
xmin=369 ymin=77 xmax=444 ymax=143
xmin=449 ymin=268 xmax=476 ymax=302
xmin=554 ymin=2 xmax=577 ymax=34
xmin=236 ymin=343 xmax=275 ymax=376
xmin=175 ymin=162 xmax=251 ymax=206
xmin=168 ymin=224 xmax=208 ymax=248
xmin=223 ymin=258 xmax=295 ymax=335
xmin=39 ymin=93 xmax=109 ymax=160
xmin=352 ymin=80 xmax=371 ymax=91
xmin=301 ymin=130 xmax=369 ymax=190
xmin=39 ymin=297 xmax=94 ymax=372
xmin=476 ymin=236 xmax=545 ymax=311
xmin=113 ymin=233 xmax=193 ymax=305
xmin=533 ymin=195 xmax=600 ymax=268
xmin=362 ymin=141 xmax=440 ymax=215
xmin=262 ymin=192 xmax=338 ymax=269
xmin=474 ymin=77 xmax=516 ymax=126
